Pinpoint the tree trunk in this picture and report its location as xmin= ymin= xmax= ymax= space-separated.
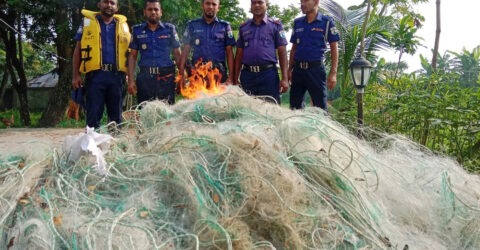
xmin=0 ymin=10 xmax=30 ymax=126
xmin=17 ymin=16 xmax=24 ymax=68
xmin=0 ymin=68 xmax=9 ymax=108
xmin=431 ymin=0 xmax=441 ymax=72
xmin=423 ymin=0 xmax=441 ymax=144
xmin=38 ymin=61 xmax=73 ymax=127
xmin=127 ymin=0 xmax=138 ymax=25
xmin=393 ymin=50 xmax=403 ymax=83
xmin=38 ymin=8 xmax=75 ymax=127
xmin=359 ymin=0 xmax=372 ymax=57
xmin=5 ymin=58 xmax=29 ymax=125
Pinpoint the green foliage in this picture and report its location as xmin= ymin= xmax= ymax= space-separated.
xmin=389 ymin=15 xmax=421 ymax=56
xmin=331 ymin=46 xmax=480 ymax=172
xmin=320 ymin=0 xmax=393 ymax=101
xmin=449 ymin=46 xmax=480 ymax=88
xmin=267 ymin=4 xmax=300 ymax=31
xmin=22 ymin=42 xmax=56 ymax=79
xmin=125 ymin=0 xmax=247 ymax=36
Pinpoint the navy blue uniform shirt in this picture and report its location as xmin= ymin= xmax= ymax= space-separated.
xmin=290 ymin=13 xmax=340 ymax=62
xmin=182 ymin=17 xmax=236 ymax=63
xmin=237 ymin=16 xmax=288 ymax=65
xmin=75 ymin=15 xmax=117 ymax=65
xmin=129 ymin=22 xmax=180 ymax=67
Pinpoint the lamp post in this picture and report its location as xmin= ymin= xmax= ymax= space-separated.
xmin=349 ymin=55 xmax=372 ymax=137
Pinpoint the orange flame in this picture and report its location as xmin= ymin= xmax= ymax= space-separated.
xmin=175 ymin=59 xmax=226 ymax=99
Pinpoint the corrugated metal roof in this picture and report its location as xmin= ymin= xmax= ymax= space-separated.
xmin=27 ymin=71 xmax=58 ymax=88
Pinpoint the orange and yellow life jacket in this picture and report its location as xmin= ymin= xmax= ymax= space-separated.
xmin=79 ymin=9 xmax=131 ymax=73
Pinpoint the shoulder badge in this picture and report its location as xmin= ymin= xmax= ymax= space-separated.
xmin=330 ymin=26 xmax=339 ymax=36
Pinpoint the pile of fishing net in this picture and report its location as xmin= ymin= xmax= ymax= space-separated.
xmin=1 ymin=86 xmax=480 ymax=249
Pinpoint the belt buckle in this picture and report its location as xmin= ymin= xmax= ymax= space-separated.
xmin=300 ymin=62 xmax=308 ymax=70
xmin=150 ymin=67 xmax=160 ymax=74
xmin=250 ymin=65 xmax=260 ymax=73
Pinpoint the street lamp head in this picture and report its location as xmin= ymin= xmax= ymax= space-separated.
xmin=349 ymin=55 xmax=373 ymax=89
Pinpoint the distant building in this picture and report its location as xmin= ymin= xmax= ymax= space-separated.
xmin=1 ymin=71 xmax=58 ymax=111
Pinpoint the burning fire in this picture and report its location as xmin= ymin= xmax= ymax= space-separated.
xmin=176 ymin=59 xmax=226 ymax=99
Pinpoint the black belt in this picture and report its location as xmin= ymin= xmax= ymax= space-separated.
xmin=101 ymin=64 xmax=116 ymax=72
xmin=242 ymin=63 xmax=275 ymax=73
xmin=294 ymin=60 xmax=324 ymax=70
xmin=140 ymin=66 xmax=175 ymax=75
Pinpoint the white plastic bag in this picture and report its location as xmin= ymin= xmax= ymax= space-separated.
xmin=63 ymin=127 xmax=112 ymax=176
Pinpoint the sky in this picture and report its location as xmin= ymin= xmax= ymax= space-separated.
xmin=237 ymin=0 xmax=480 ymax=71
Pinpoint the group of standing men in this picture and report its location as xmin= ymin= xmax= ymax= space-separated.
xmin=72 ymin=0 xmax=339 ymax=129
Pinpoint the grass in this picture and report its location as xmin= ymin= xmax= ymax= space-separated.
xmin=0 ymin=109 xmax=86 ymax=129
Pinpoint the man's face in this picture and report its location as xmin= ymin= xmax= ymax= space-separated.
xmin=202 ymin=0 xmax=220 ymax=19
xmin=144 ymin=2 xmax=162 ymax=24
xmin=251 ymin=0 xmax=267 ymax=16
xmin=301 ymin=0 xmax=317 ymax=15
xmin=98 ymin=0 xmax=118 ymax=17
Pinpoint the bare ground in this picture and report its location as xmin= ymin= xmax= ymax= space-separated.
xmin=0 ymin=128 xmax=84 ymax=152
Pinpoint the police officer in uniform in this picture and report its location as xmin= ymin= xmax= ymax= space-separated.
xmin=128 ymin=0 xmax=181 ymax=105
xmin=72 ymin=0 xmax=131 ymax=129
xmin=234 ymin=0 xmax=290 ymax=104
xmin=178 ymin=0 xmax=236 ymax=87
xmin=288 ymin=0 xmax=339 ymax=111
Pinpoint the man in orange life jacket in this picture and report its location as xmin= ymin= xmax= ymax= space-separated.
xmin=72 ymin=0 xmax=131 ymax=129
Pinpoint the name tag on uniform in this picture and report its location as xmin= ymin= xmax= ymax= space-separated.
xmin=295 ymin=28 xmax=304 ymax=33
xmin=158 ymin=35 xmax=170 ymax=39
xmin=137 ymin=34 xmax=148 ymax=39
xmin=242 ymin=30 xmax=251 ymax=36
xmin=311 ymin=28 xmax=324 ymax=32
xmin=194 ymin=29 xmax=203 ymax=33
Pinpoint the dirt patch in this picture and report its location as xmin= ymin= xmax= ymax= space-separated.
xmin=0 ymin=128 xmax=84 ymax=153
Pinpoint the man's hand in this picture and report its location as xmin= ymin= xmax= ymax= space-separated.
xmin=327 ymin=73 xmax=337 ymax=90
xmin=176 ymin=77 xmax=185 ymax=94
xmin=72 ymin=74 xmax=83 ymax=89
xmin=128 ymin=81 xmax=137 ymax=96
xmin=279 ymin=79 xmax=290 ymax=94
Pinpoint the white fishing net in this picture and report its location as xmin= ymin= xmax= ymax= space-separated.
xmin=1 ymin=86 xmax=479 ymax=249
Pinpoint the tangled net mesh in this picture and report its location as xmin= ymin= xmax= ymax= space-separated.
xmin=1 ymin=86 xmax=480 ymax=249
